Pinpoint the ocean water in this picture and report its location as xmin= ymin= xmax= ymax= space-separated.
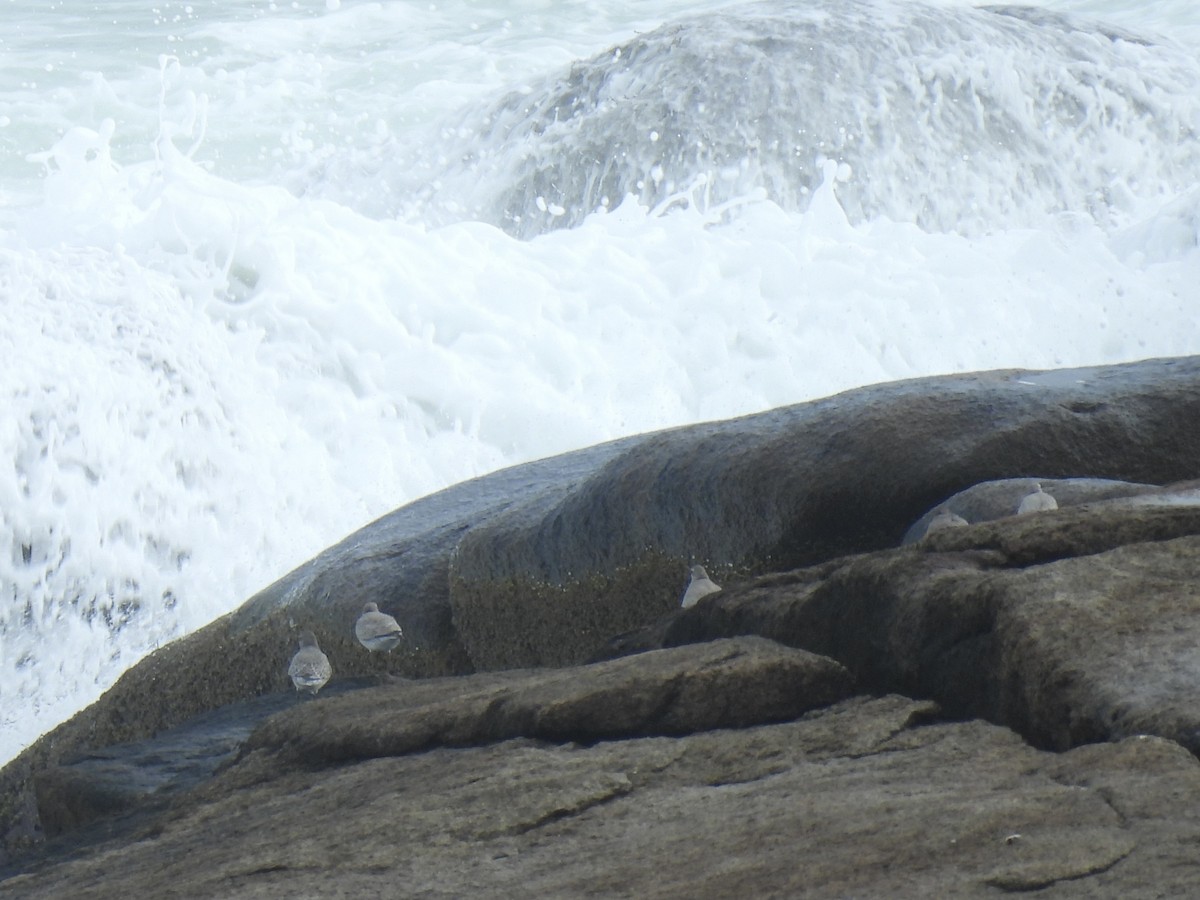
xmin=2 ymin=0 xmax=1199 ymax=765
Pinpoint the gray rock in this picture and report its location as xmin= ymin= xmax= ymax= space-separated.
xmin=10 ymin=499 xmax=1200 ymax=892
xmin=410 ymin=1 xmax=1194 ymax=240
xmin=902 ymin=476 xmax=1159 ymax=543
xmin=245 ymin=637 xmax=855 ymax=765
xmin=659 ymin=498 xmax=1200 ymax=753
xmin=8 ymin=694 xmax=1200 ymax=898
xmin=26 ymin=687 xmax=326 ymax=841
xmin=4 ymin=355 xmax=1200 ymax=868
xmin=450 ymin=358 xmax=1200 ymax=670
xmin=0 ymin=433 xmax=649 ymax=862
xmin=11 ymin=639 xmax=848 ymax=856
xmin=25 ymin=683 xmax=369 ymax=848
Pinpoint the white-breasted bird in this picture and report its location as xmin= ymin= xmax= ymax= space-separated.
xmin=288 ymin=630 xmax=332 ymax=695
xmin=681 ymin=565 xmax=721 ymax=609
xmin=1017 ymin=483 xmax=1058 ymax=515
xmin=355 ymin=602 xmax=405 ymax=652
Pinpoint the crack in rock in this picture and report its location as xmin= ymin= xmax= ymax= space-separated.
xmin=490 ymin=775 xmax=634 ymax=839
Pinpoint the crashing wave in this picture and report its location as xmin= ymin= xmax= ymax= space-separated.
xmin=352 ymin=0 xmax=1200 ymax=237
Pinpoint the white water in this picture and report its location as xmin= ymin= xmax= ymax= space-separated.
xmin=1 ymin=0 xmax=1198 ymax=764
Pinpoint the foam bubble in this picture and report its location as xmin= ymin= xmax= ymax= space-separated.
xmin=351 ymin=0 xmax=1200 ymax=239
xmin=2 ymin=0 xmax=1200 ymax=764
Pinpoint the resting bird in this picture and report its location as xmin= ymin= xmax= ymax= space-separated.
xmin=1017 ymin=483 xmax=1058 ymax=515
xmin=355 ymin=601 xmax=405 ymax=652
xmin=681 ymin=565 xmax=721 ymax=609
xmin=288 ymin=631 xmax=332 ymax=695
xmin=923 ymin=506 xmax=968 ymax=537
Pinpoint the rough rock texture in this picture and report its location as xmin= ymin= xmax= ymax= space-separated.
xmin=21 ymin=640 xmax=848 ymax=844
xmin=28 ymin=683 xmax=367 ymax=841
xmin=9 ymin=359 xmax=1198 ymax=765
xmin=0 ymin=437 xmax=647 ymax=862
xmin=449 ymin=359 xmax=1200 ymax=670
xmin=637 ymin=495 xmax=1200 ymax=753
xmin=244 ymin=637 xmax=854 ymax=765
xmin=8 ymin=691 xmax=1200 ymax=898
xmin=5 ymin=355 xmax=1200 ymax=888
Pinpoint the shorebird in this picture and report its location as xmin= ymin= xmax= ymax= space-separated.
xmin=288 ymin=630 xmax=332 ymax=695
xmin=681 ymin=564 xmax=721 ymax=609
xmin=923 ymin=506 xmax=968 ymax=537
xmin=1017 ymin=483 xmax=1058 ymax=515
xmin=354 ymin=602 xmax=405 ymax=652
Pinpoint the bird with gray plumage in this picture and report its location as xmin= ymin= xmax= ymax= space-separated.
xmin=923 ymin=506 xmax=968 ymax=537
xmin=1017 ymin=483 xmax=1058 ymax=515
xmin=681 ymin=564 xmax=721 ymax=609
xmin=355 ymin=601 xmax=405 ymax=652
xmin=288 ymin=630 xmax=332 ymax=695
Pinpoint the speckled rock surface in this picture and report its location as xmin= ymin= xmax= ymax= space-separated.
xmin=4 ymin=355 xmax=1200 ymax=889
xmin=8 ymin=693 xmax=1200 ymax=898
xmin=638 ymin=498 xmax=1200 ymax=752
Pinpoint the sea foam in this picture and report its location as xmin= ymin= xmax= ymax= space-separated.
xmin=323 ymin=0 xmax=1200 ymax=239
xmin=1 ymin=0 xmax=1199 ymax=764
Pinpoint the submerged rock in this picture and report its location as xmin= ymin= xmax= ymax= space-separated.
xmin=385 ymin=0 xmax=1200 ymax=237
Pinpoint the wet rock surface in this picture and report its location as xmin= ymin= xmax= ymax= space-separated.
xmin=30 ymin=682 xmax=367 ymax=841
xmin=4 ymin=355 xmax=1200 ymax=894
xmin=448 ymin=358 xmax=1200 ymax=670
